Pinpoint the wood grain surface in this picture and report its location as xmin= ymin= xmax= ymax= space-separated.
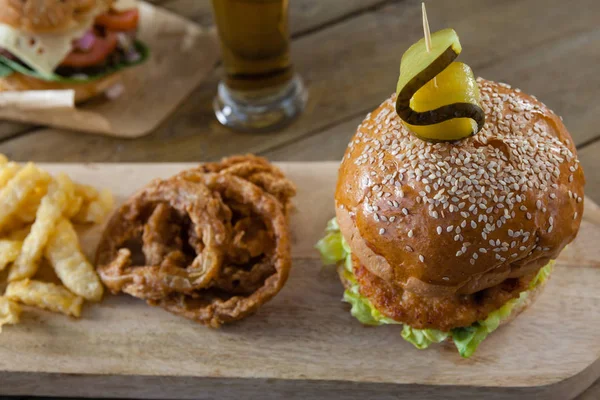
xmin=0 ymin=162 xmax=599 ymax=400
xmin=0 ymin=3 xmax=219 ymax=137
xmin=0 ymin=0 xmax=598 ymax=398
xmin=1 ymin=0 xmax=599 ymax=169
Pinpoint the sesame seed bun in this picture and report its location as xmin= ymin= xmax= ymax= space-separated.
xmin=0 ymin=0 xmax=111 ymax=33
xmin=335 ymin=78 xmax=584 ymax=298
xmin=0 ymin=71 xmax=123 ymax=103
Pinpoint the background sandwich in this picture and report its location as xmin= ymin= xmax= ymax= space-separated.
xmin=0 ymin=0 xmax=147 ymax=102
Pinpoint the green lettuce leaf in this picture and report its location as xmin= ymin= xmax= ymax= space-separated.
xmin=450 ymin=261 xmax=554 ymax=357
xmin=344 ymin=283 xmax=399 ymax=326
xmin=316 ymin=217 xmax=555 ymax=358
xmin=401 ymin=325 xmax=449 ymax=349
xmin=0 ymin=62 xmax=13 ymax=78
xmin=0 ymin=41 xmax=149 ymax=83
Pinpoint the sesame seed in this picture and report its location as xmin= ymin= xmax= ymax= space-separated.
xmin=405 ymin=245 xmax=413 ymax=252
xmin=437 ymin=226 xmax=442 ymax=235
xmin=379 ymin=228 xmax=385 ymax=235
xmin=408 ymin=229 xmax=414 ymax=238
xmin=350 ymin=85 xmax=579 ymax=245
xmin=419 ymin=255 xmax=425 ymax=262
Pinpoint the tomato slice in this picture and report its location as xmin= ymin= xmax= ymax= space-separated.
xmin=61 ymin=32 xmax=118 ymax=68
xmin=95 ymin=10 xmax=139 ymax=31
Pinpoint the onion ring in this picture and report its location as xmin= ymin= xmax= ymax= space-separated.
xmin=95 ymin=156 xmax=295 ymax=327
xmin=96 ymin=178 xmax=230 ymax=300
xmin=189 ymin=154 xmax=296 ymax=216
xmin=150 ymin=173 xmax=291 ymax=327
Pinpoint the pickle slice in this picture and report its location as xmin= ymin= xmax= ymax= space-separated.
xmin=395 ymin=28 xmax=485 ymax=142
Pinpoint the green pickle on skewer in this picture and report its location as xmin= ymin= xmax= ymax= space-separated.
xmin=395 ymin=28 xmax=485 ymax=142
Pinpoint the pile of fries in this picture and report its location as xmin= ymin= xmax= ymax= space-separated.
xmin=0 ymin=155 xmax=113 ymax=332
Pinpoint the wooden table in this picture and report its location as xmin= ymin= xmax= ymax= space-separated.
xmin=0 ymin=0 xmax=598 ymax=398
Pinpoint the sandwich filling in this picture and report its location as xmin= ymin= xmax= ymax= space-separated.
xmin=316 ymin=218 xmax=553 ymax=358
xmin=0 ymin=0 xmax=147 ymax=83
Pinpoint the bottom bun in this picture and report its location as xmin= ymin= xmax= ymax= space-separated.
xmin=0 ymin=72 xmax=123 ymax=103
xmin=337 ymin=262 xmax=549 ymax=335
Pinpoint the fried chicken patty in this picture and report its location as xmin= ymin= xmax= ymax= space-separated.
xmin=352 ymin=255 xmax=536 ymax=331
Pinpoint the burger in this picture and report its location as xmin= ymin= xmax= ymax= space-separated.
xmin=317 ymin=78 xmax=585 ymax=357
xmin=0 ymin=0 xmax=147 ymax=103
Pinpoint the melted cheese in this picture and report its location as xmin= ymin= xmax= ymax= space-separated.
xmin=112 ymin=0 xmax=138 ymax=11
xmin=0 ymin=5 xmax=108 ymax=78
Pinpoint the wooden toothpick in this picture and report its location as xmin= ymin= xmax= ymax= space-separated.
xmin=422 ymin=2 xmax=437 ymax=87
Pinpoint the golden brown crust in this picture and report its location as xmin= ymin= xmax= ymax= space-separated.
xmin=148 ymin=173 xmax=292 ymax=328
xmin=354 ymin=256 xmax=534 ymax=331
xmin=184 ymin=154 xmax=297 ymax=217
xmin=0 ymin=0 xmax=109 ymax=33
xmin=96 ymin=156 xmax=295 ymax=328
xmin=337 ymin=258 xmax=549 ymax=332
xmin=96 ymin=178 xmax=231 ymax=299
xmin=335 ymin=78 xmax=584 ymax=297
xmin=0 ymin=72 xmax=122 ymax=103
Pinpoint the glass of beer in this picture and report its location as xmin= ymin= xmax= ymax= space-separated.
xmin=211 ymin=0 xmax=307 ymax=132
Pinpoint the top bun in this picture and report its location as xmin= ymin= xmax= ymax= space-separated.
xmin=0 ymin=0 xmax=110 ymax=33
xmin=335 ymin=78 xmax=585 ymax=297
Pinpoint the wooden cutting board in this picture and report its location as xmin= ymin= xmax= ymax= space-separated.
xmin=0 ymin=162 xmax=598 ymax=400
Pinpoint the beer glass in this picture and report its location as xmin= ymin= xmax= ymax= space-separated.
xmin=211 ymin=0 xmax=307 ymax=132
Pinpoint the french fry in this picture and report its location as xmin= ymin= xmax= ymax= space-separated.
xmin=45 ymin=219 xmax=103 ymax=302
xmin=0 ymin=297 xmax=21 ymax=332
xmin=15 ymin=185 xmax=47 ymax=223
xmin=0 ymin=163 xmax=50 ymax=229
xmin=9 ymin=173 xmax=74 ymax=281
xmin=8 ymin=225 xmax=31 ymax=241
xmin=74 ymin=183 xmax=99 ymax=202
xmin=0 ymin=154 xmax=8 ymax=165
xmin=0 ymin=162 xmax=21 ymax=188
xmin=73 ymin=188 xmax=114 ymax=224
xmin=5 ymin=279 xmax=83 ymax=317
xmin=64 ymin=195 xmax=83 ymax=219
xmin=0 ymin=240 xmax=22 ymax=271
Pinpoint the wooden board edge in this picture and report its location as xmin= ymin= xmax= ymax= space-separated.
xmin=1 ymin=360 xmax=598 ymax=400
